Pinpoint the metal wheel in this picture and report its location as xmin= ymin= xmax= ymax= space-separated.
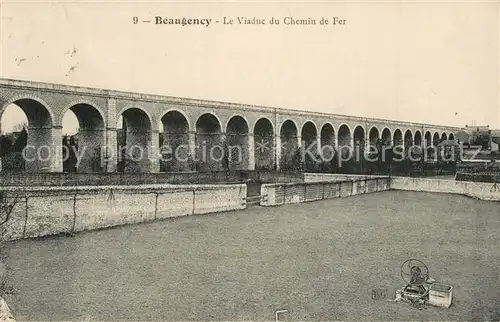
xmin=401 ymin=259 xmax=429 ymax=285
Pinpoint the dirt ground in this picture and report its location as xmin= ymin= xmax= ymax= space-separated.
xmin=3 ymin=191 xmax=500 ymax=321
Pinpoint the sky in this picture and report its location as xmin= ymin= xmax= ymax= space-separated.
xmin=1 ymin=0 xmax=499 ymax=134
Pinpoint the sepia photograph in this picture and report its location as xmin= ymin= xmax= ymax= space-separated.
xmin=0 ymin=0 xmax=499 ymax=321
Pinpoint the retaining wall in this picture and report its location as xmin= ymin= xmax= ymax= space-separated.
xmin=0 ymin=184 xmax=246 ymax=241
xmin=391 ymin=177 xmax=500 ymax=201
xmin=261 ymin=177 xmax=391 ymax=206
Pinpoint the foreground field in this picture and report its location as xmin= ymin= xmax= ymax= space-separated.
xmin=4 ymin=191 xmax=500 ymax=320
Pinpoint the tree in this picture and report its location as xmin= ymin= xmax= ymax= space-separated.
xmin=13 ymin=128 xmax=27 ymax=152
xmin=11 ymin=121 xmax=28 ymax=133
xmin=90 ymin=147 xmax=103 ymax=172
xmin=0 ymin=192 xmax=18 ymax=227
xmin=0 ymin=136 xmax=12 ymax=158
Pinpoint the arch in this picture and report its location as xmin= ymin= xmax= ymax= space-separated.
xmin=279 ymin=119 xmax=299 ymax=169
xmin=433 ymin=132 xmax=440 ymax=145
xmin=117 ymin=107 xmax=153 ymax=173
xmin=300 ymin=120 xmax=319 ymax=136
xmin=320 ymin=123 xmax=335 ymax=162
xmin=62 ymin=103 xmax=106 ymax=173
xmin=353 ymin=125 xmax=365 ymax=145
xmin=196 ymin=113 xmax=222 ymax=134
xmin=160 ymin=110 xmax=190 ymax=172
xmin=381 ymin=128 xmax=391 ymax=145
xmin=61 ymin=100 xmax=106 ymax=129
xmin=195 ymin=113 xmax=224 ymax=172
xmin=161 ymin=110 xmax=190 ymax=134
xmin=1 ymin=95 xmax=55 ymax=127
xmin=403 ymin=129 xmax=413 ymax=152
xmin=225 ymin=114 xmax=250 ymax=134
xmin=254 ymin=117 xmax=275 ymax=170
xmin=337 ymin=123 xmax=352 ymax=159
xmin=279 ymin=119 xmax=299 ymax=136
xmin=252 ymin=116 xmax=275 ymax=135
xmin=404 ymin=129 xmax=413 ymax=147
xmin=226 ymin=115 xmax=250 ymax=170
xmin=368 ymin=126 xmax=380 ymax=146
xmin=353 ymin=125 xmax=366 ymax=162
xmin=449 ymin=133 xmax=455 ymax=141
xmin=118 ymin=105 xmax=154 ymax=131
xmin=441 ymin=132 xmax=447 ymax=142
xmin=414 ymin=130 xmax=422 ymax=146
xmin=337 ymin=123 xmax=352 ymax=147
xmin=159 ymin=108 xmax=192 ymax=133
xmin=320 ymin=123 xmax=335 ymax=145
xmin=301 ymin=121 xmax=318 ymax=148
xmin=67 ymin=103 xmax=105 ymax=130
xmin=320 ymin=122 xmax=335 ymax=135
xmin=393 ymin=128 xmax=403 ymax=147
xmin=301 ymin=121 xmax=319 ymax=171
xmin=226 ymin=115 xmax=249 ymax=134
xmin=0 ymin=97 xmax=55 ymax=172
xmin=424 ymin=131 xmax=432 ymax=147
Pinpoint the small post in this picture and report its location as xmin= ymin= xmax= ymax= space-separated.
xmin=71 ymin=192 xmax=78 ymax=233
xmin=192 ymin=188 xmax=196 ymax=215
xmin=22 ymin=195 xmax=28 ymax=238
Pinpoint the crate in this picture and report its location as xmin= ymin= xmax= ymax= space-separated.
xmin=428 ymin=283 xmax=453 ymax=308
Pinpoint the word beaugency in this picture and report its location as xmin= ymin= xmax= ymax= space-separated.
xmin=155 ymin=17 xmax=212 ymax=27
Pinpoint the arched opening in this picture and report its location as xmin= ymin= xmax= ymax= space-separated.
xmin=433 ymin=132 xmax=440 ymax=146
xmin=280 ymin=120 xmax=298 ymax=169
xmin=353 ymin=126 xmax=365 ymax=160
xmin=393 ymin=129 xmax=403 ymax=147
xmin=0 ymin=99 xmax=54 ymax=172
xmin=301 ymin=121 xmax=318 ymax=171
xmin=195 ymin=113 xmax=223 ymax=172
xmin=449 ymin=133 xmax=455 ymax=141
xmin=301 ymin=121 xmax=318 ymax=151
xmin=62 ymin=104 xmax=105 ymax=173
xmin=254 ymin=118 xmax=274 ymax=170
xmin=226 ymin=116 xmax=249 ymax=170
xmin=320 ymin=123 xmax=335 ymax=162
xmin=368 ymin=127 xmax=380 ymax=146
xmin=441 ymin=132 xmax=447 ymax=142
xmin=117 ymin=108 xmax=152 ymax=173
xmin=337 ymin=124 xmax=351 ymax=158
xmin=404 ymin=130 xmax=413 ymax=151
xmin=381 ymin=128 xmax=391 ymax=146
xmin=424 ymin=131 xmax=432 ymax=147
xmin=414 ymin=131 xmax=422 ymax=146
xmin=160 ymin=111 xmax=190 ymax=172
xmin=353 ymin=126 xmax=365 ymax=145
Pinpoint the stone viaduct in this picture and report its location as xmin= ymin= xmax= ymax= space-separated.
xmin=0 ymin=78 xmax=461 ymax=173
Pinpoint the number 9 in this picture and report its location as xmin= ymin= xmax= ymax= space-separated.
xmin=133 ymin=16 xmax=138 ymax=24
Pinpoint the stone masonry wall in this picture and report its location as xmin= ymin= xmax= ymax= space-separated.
xmin=0 ymin=184 xmax=247 ymax=241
